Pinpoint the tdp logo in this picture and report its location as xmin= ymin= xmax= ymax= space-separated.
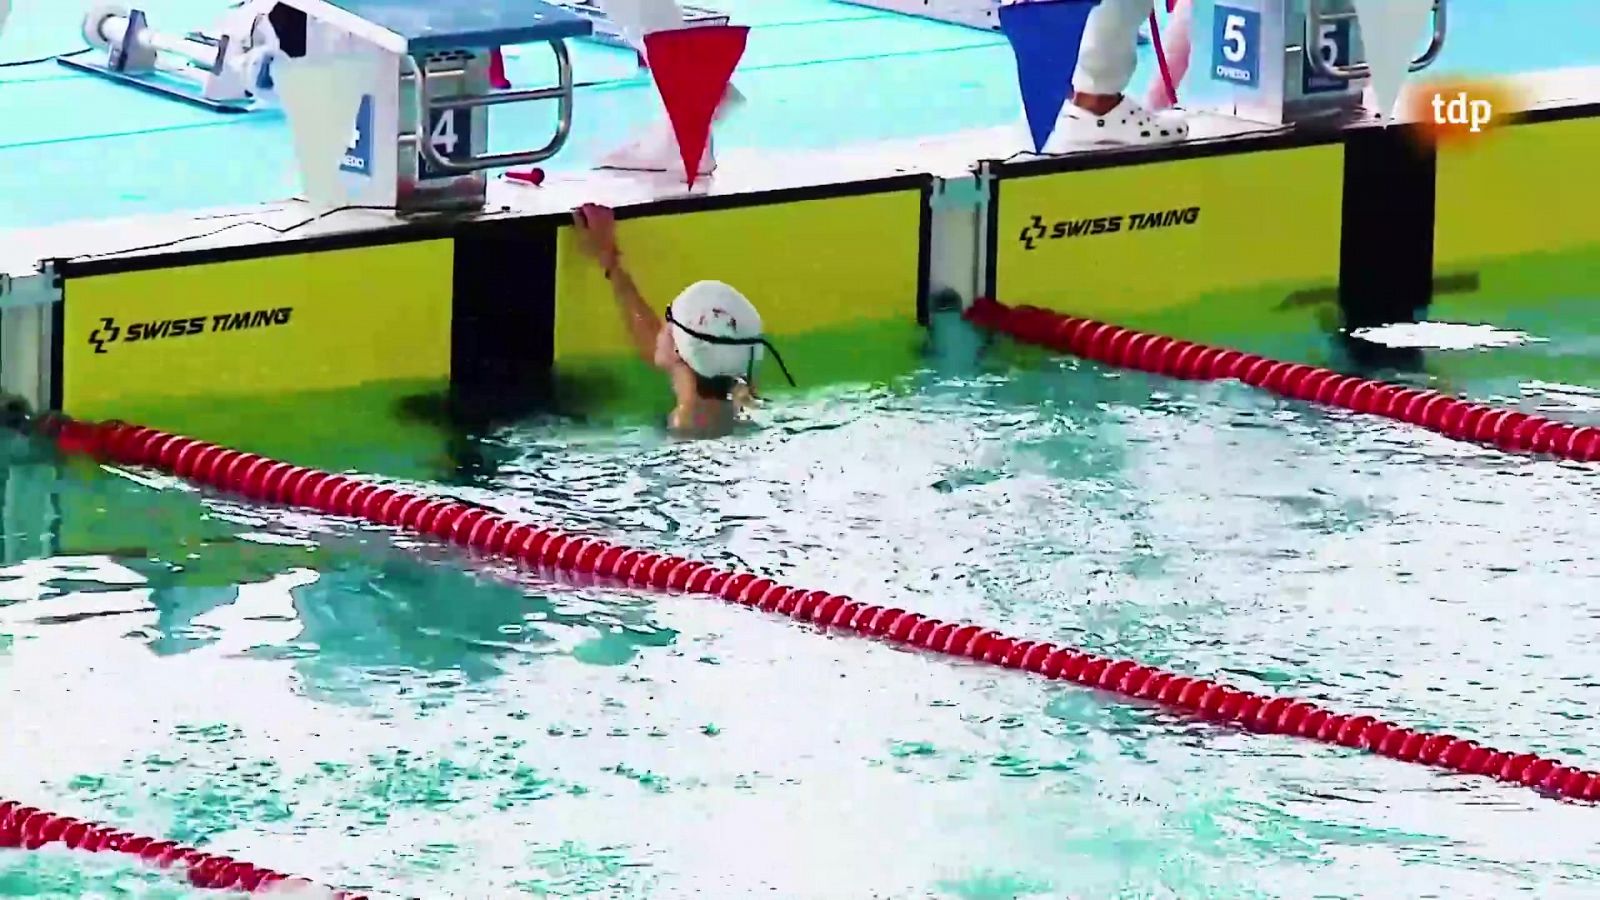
xmin=1017 ymin=207 xmax=1202 ymax=250
xmin=86 ymin=307 xmax=294 ymax=354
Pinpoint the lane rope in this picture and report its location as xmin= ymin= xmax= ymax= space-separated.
xmin=31 ymin=415 xmax=1599 ymax=805
xmin=962 ymin=297 xmax=1600 ymax=462
xmin=0 ymin=799 xmax=363 ymax=898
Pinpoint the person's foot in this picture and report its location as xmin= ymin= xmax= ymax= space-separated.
xmin=1042 ymin=93 xmax=1188 ymax=152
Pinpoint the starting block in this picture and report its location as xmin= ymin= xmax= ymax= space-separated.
xmin=1186 ymin=0 xmax=1448 ymax=125
xmin=59 ymin=4 xmax=282 ymax=111
xmin=268 ymin=0 xmax=592 ymax=214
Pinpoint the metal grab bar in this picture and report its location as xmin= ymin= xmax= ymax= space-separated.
xmin=1302 ymin=0 xmax=1448 ymax=83
xmin=405 ymin=39 xmax=576 ymax=175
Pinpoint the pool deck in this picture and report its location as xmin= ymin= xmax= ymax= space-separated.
xmin=2 ymin=0 xmax=1598 ymax=239
xmin=4 ymin=60 xmax=1599 ymax=287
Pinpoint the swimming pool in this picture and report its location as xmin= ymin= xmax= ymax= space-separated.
xmin=4 ymin=0 xmax=1600 ymax=895
xmin=3 ymin=300 xmax=1597 ymax=898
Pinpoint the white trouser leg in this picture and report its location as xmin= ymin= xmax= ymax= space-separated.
xmin=1044 ymin=0 xmax=1187 ymax=151
xmin=1073 ymin=0 xmax=1154 ymax=96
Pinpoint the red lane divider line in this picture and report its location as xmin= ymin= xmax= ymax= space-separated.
xmin=0 ymin=800 xmax=363 ymax=898
xmin=963 ymin=297 xmax=1600 ymax=462
xmin=39 ymin=415 xmax=1600 ymax=804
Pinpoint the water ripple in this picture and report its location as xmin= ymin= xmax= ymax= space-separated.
xmin=3 ymin=355 xmax=1598 ymax=897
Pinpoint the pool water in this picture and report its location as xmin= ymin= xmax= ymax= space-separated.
xmin=2 ymin=309 xmax=1598 ymax=899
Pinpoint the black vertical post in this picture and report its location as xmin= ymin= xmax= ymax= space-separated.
xmin=448 ymin=217 xmax=558 ymax=421
xmin=1338 ymin=124 xmax=1437 ymax=368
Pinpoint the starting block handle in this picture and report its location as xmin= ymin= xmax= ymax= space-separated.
xmin=406 ymin=39 xmax=576 ymax=174
xmin=1303 ymin=0 xmax=1448 ymax=84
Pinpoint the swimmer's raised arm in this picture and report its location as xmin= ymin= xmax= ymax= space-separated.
xmin=571 ymin=203 xmax=663 ymax=367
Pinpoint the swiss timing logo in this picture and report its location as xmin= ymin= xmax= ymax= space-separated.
xmin=88 ymin=317 xmax=121 ymax=354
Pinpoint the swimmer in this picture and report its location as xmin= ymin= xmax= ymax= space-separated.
xmin=570 ymin=203 xmax=794 ymax=437
xmin=1042 ymin=0 xmax=1189 ymax=151
xmin=1145 ymin=0 xmax=1193 ymax=111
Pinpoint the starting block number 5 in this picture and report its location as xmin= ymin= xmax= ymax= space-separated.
xmin=419 ymin=107 xmax=474 ymax=180
xmin=1302 ymin=18 xmax=1352 ymax=94
xmin=1212 ymin=6 xmax=1261 ymax=88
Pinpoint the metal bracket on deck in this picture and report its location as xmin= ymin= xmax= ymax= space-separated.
xmin=926 ymin=171 xmax=995 ymax=309
xmin=59 ymin=4 xmax=279 ymax=112
xmin=930 ymin=173 xmax=991 ymax=213
xmin=1305 ymin=0 xmax=1448 ymax=83
xmin=0 ymin=262 xmax=61 ymax=311
xmin=0 ymin=262 xmax=62 ymax=416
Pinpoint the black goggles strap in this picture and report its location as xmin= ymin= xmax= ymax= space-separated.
xmin=666 ymin=309 xmax=797 ymax=387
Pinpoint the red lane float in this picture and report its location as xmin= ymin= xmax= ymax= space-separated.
xmin=0 ymin=799 xmax=362 ymax=897
xmin=39 ymin=416 xmax=1600 ymax=804
xmin=963 ymin=296 xmax=1600 ymax=462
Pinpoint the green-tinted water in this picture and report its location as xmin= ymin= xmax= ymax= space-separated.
xmin=2 ymin=311 xmax=1598 ymax=899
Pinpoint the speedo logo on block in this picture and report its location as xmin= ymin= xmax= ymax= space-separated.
xmin=1018 ymin=208 xmax=1202 ymax=250
xmin=88 ymin=307 xmax=294 ymax=354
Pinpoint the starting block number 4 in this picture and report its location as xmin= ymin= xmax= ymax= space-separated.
xmin=419 ymin=107 xmax=473 ymax=180
xmin=1301 ymin=18 xmax=1352 ymax=95
xmin=1212 ymin=6 xmax=1261 ymax=88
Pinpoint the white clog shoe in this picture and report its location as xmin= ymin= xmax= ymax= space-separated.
xmin=1042 ymin=95 xmax=1189 ymax=152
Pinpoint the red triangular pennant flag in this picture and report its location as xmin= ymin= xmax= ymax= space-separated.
xmin=643 ymin=25 xmax=749 ymax=187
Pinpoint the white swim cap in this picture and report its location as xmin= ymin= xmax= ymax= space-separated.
xmin=666 ymin=280 xmax=763 ymax=381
